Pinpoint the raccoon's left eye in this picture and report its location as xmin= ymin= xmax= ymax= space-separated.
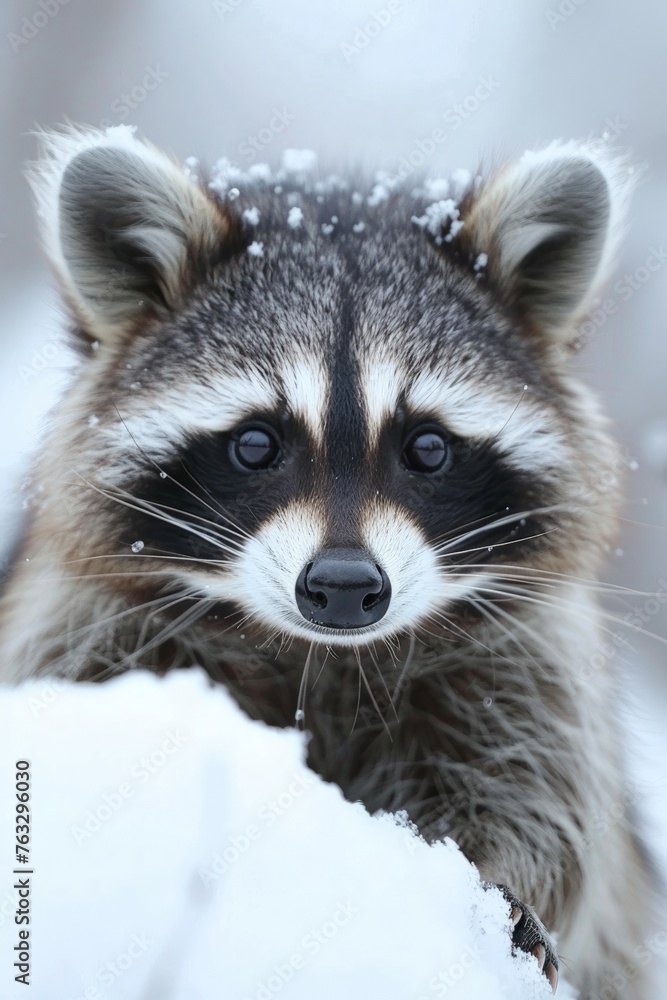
xmin=402 ymin=429 xmax=454 ymax=474
xmin=231 ymin=425 xmax=282 ymax=470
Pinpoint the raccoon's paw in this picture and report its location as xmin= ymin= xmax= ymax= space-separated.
xmin=484 ymin=882 xmax=559 ymax=993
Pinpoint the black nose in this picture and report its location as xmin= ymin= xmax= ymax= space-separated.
xmin=295 ymin=548 xmax=391 ymax=629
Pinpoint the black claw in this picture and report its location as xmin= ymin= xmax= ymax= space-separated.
xmin=483 ymin=882 xmax=559 ymax=993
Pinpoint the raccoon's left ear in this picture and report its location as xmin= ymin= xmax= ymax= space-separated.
xmin=29 ymin=125 xmax=234 ymax=344
xmin=458 ymin=142 xmax=634 ymax=343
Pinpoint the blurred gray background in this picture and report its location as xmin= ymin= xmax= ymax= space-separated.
xmin=1 ymin=0 xmax=666 ymax=844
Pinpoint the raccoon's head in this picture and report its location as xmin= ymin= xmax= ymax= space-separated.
xmin=29 ymin=126 xmax=629 ymax=650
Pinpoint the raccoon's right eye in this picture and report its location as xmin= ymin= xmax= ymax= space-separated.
xmin=231 ymin=426 xmax=282 ymax=471
xmin=402 ymin=428 xmax=454 ymax=474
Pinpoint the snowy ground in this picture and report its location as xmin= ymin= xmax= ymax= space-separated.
xmin=0 ymin=670 xmax=564 ymax=1000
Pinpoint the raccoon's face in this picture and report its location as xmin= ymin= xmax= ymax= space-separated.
xmin=32 ymin=127 xmax=627 ymax=649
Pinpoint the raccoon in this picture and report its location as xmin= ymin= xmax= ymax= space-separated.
xmin=0 ymin=125 xmax=657 ymax=996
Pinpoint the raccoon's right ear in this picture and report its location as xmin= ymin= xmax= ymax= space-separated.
xmin=29 ymin=126 xmax=236 ymax=344
xmin=458 ymin=141 xmax=634 ymax=343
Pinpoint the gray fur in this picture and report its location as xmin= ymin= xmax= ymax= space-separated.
xmin=463 ymin=151 xmax=614 ymax=336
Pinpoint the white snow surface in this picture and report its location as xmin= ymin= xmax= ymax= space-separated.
xmin=0 ymin=670 xmax=567 ymax=1000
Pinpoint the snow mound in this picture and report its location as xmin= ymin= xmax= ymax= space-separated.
xmin=0 ymin=671 xmax=569 ymax=999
